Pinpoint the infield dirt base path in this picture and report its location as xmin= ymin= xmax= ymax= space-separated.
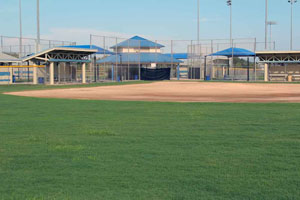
xmin=6 ymin=82 xmax=300 ymax=103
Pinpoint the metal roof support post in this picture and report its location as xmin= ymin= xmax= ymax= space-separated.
xmin=49 ymin=62 xmax=54 ymax=85
xmin=9 ymin=67 xmax=13 ymax=84
xmin=264 ymin=63 xmax=269 ymax=82
xmin=177 ymin=63 xmax=180 ymax=81
xmin=254 ymin=38 xmax=257 ymax=81
xmin=227 ymin=58 xmax=230 ymax=76
xmin=247 ymin=57 xmax=250 ymax=82
xmin=204 ymin=56 xmax=207 ymax=81
xmin=82 ymin=63 xmax=86 ymax=84
xmin=33 ymin=64 xmax=38 ymax=84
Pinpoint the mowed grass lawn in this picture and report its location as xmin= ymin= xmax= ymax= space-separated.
xmin=0 ymin=82 xmax=300 ymax=200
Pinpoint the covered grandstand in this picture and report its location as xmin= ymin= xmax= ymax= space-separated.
xmin=96 ymin=36 xmax=183 ymax=81
xmin=256 ymin=51 xmax=300 ymax=82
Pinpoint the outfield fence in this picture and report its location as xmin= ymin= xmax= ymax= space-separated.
xmin=90 ymin=35 xmax=275 ymax=82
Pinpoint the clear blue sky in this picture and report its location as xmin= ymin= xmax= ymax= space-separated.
xmin=0 ymin=0 xmax=299 ymax=50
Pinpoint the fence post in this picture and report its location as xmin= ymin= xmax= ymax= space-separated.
xmin=254 ymin=38 xmax=257 ymax=81
xmin=0 ymin=36 xmax=3 ymax=52
xmin=171 ymin=40 xmax=173 ymax=79
xmin=138 ymin=40 xmax=141 ymax=80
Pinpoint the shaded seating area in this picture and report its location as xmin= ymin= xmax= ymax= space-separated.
xmin=206 ymin=47 xmax=256 ymax=81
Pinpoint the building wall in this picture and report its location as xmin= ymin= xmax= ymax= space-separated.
xmin=0 ymin=68 xmax=10 ymax=84
xmin=116 ymin=48 xmax=161 ymax=53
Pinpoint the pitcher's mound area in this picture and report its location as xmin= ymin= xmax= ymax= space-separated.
xmin=6 ymin=82 xmax=300 ymax=103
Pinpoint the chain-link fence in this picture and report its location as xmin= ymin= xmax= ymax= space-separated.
xmin=0 ymin=34 xmax=273 ymax=84
xmin=90 ymin=35 xmax=273 ymax=82
xmin=0 ymin=35 xmax=76 ymax=58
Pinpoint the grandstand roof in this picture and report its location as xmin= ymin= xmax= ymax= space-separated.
xmin=0 ymin=52 xmax=21 ymax=63
xmin=164 ymin=53 xmax=188 ymax=60
xmin=97 ymin=53 xmax=183 ymax=64
xmin=209 ymin=47 xmax=255 ymax=57
xmin=62 ymin=45 xmax=114 ymax=55
xmin=110 ymin=36 xmax=165 ymax=49
xmin=22 ymin=47 xmax=97 ymax=63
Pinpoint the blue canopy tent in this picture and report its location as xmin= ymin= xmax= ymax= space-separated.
xmin=206 ymin=47 xmax=256 ymax=81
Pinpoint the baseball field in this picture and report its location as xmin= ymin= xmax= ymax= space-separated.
xmin=1 ymin=81 xmax=300 ymax=199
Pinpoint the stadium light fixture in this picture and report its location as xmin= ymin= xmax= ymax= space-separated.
xmin=288 ymin=0 xmax=297 ymax=50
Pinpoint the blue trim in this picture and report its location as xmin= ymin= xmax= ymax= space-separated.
xmin=0 ymin=72 xmax=10 ymax=76
xmin=0 ymin=79 xmax=10 ymax=82
xmin=165 ymin=53 xmax=188 ymax=60
xmin=97 ymin=53 xmax=183 ymax=64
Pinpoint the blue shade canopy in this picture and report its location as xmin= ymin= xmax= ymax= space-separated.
xmin=62 ymin=45 xmax=114 ymax=55
xmin=97 ymin=53 xmax=183 ymax=64
xmin=110 ymin=36 xmax=165 ymax=49
xmin=209 ymin=48 xmax=255 ymax=57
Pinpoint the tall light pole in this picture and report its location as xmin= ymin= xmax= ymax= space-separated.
xmin=288 ymin=0 xmax=297 ymax=50
xmin=227 ymin=0 xmax=233 ymax=78
xmin=197 ymin=0 xmax=200 ymax=44
xmin=37 ymin=0 xmax=40 ymax=53
xmin=19 ymin=0 xmax=22 ymax=58
xmin=265 ymin=0 xmax=268 ymax=50
xmin=227 ymin=0 xmax=232 ymax=49
xmin=197 ymin=0 xmax=201 ymax=79
xmin=267 ymin=21 xmax=277 ymax=50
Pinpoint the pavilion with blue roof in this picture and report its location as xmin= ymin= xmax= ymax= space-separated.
xmin=97 ymin=36 xmax=183 ymax=81
xmin=206 ymin=47 xmax=256 ymax=81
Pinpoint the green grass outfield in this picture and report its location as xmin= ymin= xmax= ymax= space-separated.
xmin=0 ymin=82 xmax=300 ymax=200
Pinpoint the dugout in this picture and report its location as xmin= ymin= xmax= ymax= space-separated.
xmin=21 ymin=47 xmax=98 ymax=85
xmin=256 ymin=51 xmax=300 ymax=82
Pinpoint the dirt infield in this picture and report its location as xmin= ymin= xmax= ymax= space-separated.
xmin=6 ymin=82 xmax=300 ymax=103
